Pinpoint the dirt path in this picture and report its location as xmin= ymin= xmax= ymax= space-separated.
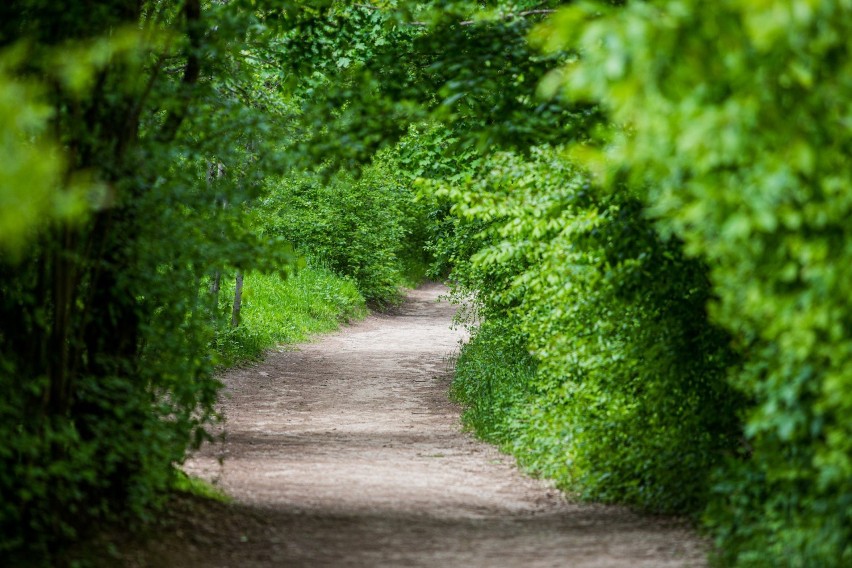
xmin=161 ymin=283 xmax=707 ymax=567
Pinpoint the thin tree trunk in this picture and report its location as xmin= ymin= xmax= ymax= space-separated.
xmin=231 ymin=272 xmax=244 ymax=328
xmin=209 ymin=270 xmax=222 ymax=320
xmin=210 ymin=270 xmax=221 ymax=299
xmin=207 ymin=160 xmax=226 ymax=320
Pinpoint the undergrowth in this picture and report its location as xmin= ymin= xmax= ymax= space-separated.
xmin=213 ymin=261 xmax=366 ymax=367
xmin=451 ymin=318 xmax=574 ymax=490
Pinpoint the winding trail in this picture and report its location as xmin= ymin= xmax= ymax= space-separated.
xmin=170 ymin=284 xmax=707 ymax=567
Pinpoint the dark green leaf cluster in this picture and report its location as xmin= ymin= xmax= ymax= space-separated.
xmin=277 ymin=1 xmax=589 ymax=171
xmin=0 ymin=0 xmax=298 ymax=560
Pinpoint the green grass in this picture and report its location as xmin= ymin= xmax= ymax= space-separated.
xmin=170 ymin=469 xmax=231 ymax=504
xmin=213 ymin=261 xmax=367 ymax=367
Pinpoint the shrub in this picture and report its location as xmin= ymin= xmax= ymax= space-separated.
xmin=440 ymin=146 xmax=741 ymax=513
xmin=263 ymin=157 xmax=429 ymax=307
xmin=541 ymin=1 xmax=852 ymax=563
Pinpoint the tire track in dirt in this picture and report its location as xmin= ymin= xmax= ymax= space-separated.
xmin=170 ymin=283 xmax=708 ymax=567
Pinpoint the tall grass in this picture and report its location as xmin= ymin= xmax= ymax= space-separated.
xmin=213 ymin=262 xmax=366 ymax=367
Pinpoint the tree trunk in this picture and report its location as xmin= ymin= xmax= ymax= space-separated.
xmin=210 ymin=270 xmax=222 ymax=314
xmin=207 ymin=160 xmax=226 ymax=320
xmin=231 ymin=272 xmax=244 ymax=328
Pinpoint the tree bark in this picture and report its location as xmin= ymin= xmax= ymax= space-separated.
xmin=231 ymin=272 xmax=244 ymax=328
xmin=207 ymin=160 xmax=226 ymax=319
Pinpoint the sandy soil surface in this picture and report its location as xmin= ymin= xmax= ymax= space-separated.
xmin=134 ymin=283 xmax=708 ymax=567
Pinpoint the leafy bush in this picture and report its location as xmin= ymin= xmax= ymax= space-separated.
xmin=539 ymin=0 xmax=852 ymax=564
xmin=452 ymin=317 xmax=577 ymax=483
xmin=263 ymin=153 xmax=431 ymax=307
xmin=0 ymin=1 xmax=296 ymax=560
xmin=439 ymin=146 xmax=741 ymax=513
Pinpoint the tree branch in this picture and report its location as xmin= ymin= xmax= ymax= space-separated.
xmin=157 ymin=0 xmax=201 ymax=142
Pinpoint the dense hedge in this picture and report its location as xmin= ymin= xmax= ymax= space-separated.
xmin=443 ymin=2 xmax=852 ymax=566
xmin=441 ymin=146 xmax=742 ymax=513
xmin=543 ymin=1 xmax=852 ymax=564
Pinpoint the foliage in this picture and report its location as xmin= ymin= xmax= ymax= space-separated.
xmin=261 ymin=146 xmax=434 ymax=307
xmin=437 ymin=146 xmax=741 ymax=513
xmin=170 ymin=470 xmax=231 ymax=505
xmin=451 ymin=317 xmax=570 ymax=480
xmin=0 ymin=0 xmax=295 ymax=560
xmin=537 ymin=0 xmax=852 ymax=564
xmin=0 ymin=50 xmax=84 ymax=256
xmin=276 ymin=1 xmax=589 ymax=167
xmin=4 ymin=0 xmax=849 ymax=566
